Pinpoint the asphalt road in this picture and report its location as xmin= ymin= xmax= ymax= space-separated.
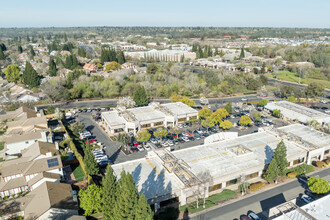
xmin=191 ymin=168 xmax=330 ymax=220
xmin=36 ymin=94 xmax=273 ymax=110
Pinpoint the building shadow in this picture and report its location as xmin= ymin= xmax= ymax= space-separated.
xmin=132 ymin=163 xmax=142 ymax=186
xmin=264 ymin=145 xmax=274 ymax=164
xmin=109 ymin=148 xmax=121 ymax=164
xmin=260 ymin=193 xmax=286 ymax=219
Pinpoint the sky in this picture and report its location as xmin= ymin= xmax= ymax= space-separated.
xmin=1 ymin=0 xmax=329 ymax=28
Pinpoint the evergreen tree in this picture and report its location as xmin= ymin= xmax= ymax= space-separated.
xmin=29 ymin=46 xmax=35 ymax=57
xmin=261 ymin=63 xmax=266 ymax=73
xmin=214 ymin=47 xmax=219 ymax=56
xmin=18 ymin=45 xmax=23 ymax=53
xmin=102 ymin=165 xmax=118 ymax=220
xmin=22 ymin=62 xmax=39 ymax=88
xmin=0 ymin=66 xmax=4 ymax=78
xmin=113 ymin=171 xmax=139 ymax=219
xmin=78 ymin=47 xmax=86 ymax=57
xmin=65 ymin=55 xmax=73 ymax=69
xmin=180 ymin=54 xmax=185 ymax=62
xmin=192 ymin=44 xmax=197 ymax=52
xmin=0 ymin=49 xmax=5 ymax=60
xmin=274 ymin=141 xmax=288 ymax=177
xmin=48 ymin=56 xmax=57 ymax=76
xmin=117 ymin=50 xmax=126 ymax=64
xmin=197 ymin=46 xmax=203 ymax=59
xmin=264 ymin=157 xmax=279 ymax=183
xmin=134 ymin=85 xmax=148 ymax=106
xmin=239 ymin=47 xmax=245 ymax=59
xmin=207 ymin=45 xmax=212 ymax=57
xmin=72 ymin=54 xmax=79 ymax=68
xmin=0 ymin=43 xmax=7 ymax=51
xmin=134 ymin=194 xmax=153 ymax=220
xmin=225 ymin=102 xmax=233 ymax=114
xmin=84 ymin=141 xmax=99 ymax=176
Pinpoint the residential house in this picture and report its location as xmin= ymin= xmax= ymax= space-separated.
xmin=83 ymin=63 xmax=97 ymax=73
xmin=0 ymin=141 xmax=63 ymax=198
xmin=0 ymin=181 xmax=78 ymax=220
xmin=0 ymin=106 xmax=37 ymax=122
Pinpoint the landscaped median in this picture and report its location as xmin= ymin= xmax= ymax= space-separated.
xmin=179 ymin=189 xmax=237 ymax=214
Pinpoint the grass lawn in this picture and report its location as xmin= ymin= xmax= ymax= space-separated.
xmin=0 ymin=157 xmax=3 ymax=162
xmin=0 ymin=142 xmax=4 ymax=151
xmin=71 ymin=163 xmax=86 ymax=182
xmin=267 ymin=71 xmax=330 ymax=89
xmin=179 ymin=190 xmax=237 ymax=214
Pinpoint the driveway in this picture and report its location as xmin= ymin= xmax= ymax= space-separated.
xmin=77 ymin=113 xmax=146 ymax=164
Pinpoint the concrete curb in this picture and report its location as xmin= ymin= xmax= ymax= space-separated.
xmin=189 ymin=166 xmax=330 ymax=218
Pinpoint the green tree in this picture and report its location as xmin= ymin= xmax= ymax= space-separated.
xmin=0 ymin=43 xmax=6 ymax=51
xmin=0 ymin=49 xmax=5 ymax=60
xmin=71 ymin=121 xmax=85 ymax=134
xmin=79 ymin=184 xmax=103 ymax=216
xmin=154 ymin=127 xmax=168 ymax=138
xmin=202 ymin=118 xmax=215 ymax=131
xmin=18 ymin=45 xmax=23 ymax=53
xmin=225 ymin=102 xmax=232 ymax=114
xmin=29 ymin=46 xmax=35 ymax=57
xmin=117 ymin=50 xmax=126 ymax=64
xmin=117 ymin=133 xmax=131 ymax=146
xmin=147 ymin=63 xmax=158 ymax=74
xmin=134 ymin=86 xmax=148 ymax=106
xmin=251 ymin=111 xmax=261 ymax=122
xmin=239 ymin=46 xmax=245 ymax=59
xmin=258 ymin=99 xmax=269 ymax=107
xmin=220 ymin=120 xmax=233 ymax=130
xmin=239 ymin=116 xmax=252 ymax=126
xmin=286 ymin=96 xmax=296 ymax=103
xmin=134 ymin=194 xmax=153 ymax=220
xmin=4 ymin=64 xmax=20 ymax=83
xmin=105 ymin=61 xmax=121 ymax=71
xmin=48 ymin=56 xmax=57 ymax=76
xmin=136 ymin=130 xmax=151 ymax=143
xmin=272 ymin=109 xmax=281 ymax=118
xmin=45 ymin=106 xmax=55 ymax=115
xmin=113 ymin=171 xmax=139 ymax=219
xmin=261 ymin=63 xmax=266 ymax=74
xmin=264 ymin=157 xmax=279 ymax=183
xmin=78 ymin=47 xmax=86 ymax=57
xmin=198 ymin=109 xmax=213 ymax=119
xmin=84 ymin=141 xmax=99 ymax=176
xmin=308 ymin=177 xmax=330 ymax=194
xmin=22 ymin=62 xmax=40 ymax=88
xmin=102 ymin=165 xmax=118 ymax=220
xmin=274 ymin=140 xmax=288 ymax=177
xmin=305 ymin=82 xmax=325 ymax=98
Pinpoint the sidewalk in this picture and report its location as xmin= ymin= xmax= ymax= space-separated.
xmin=188 ymin=166 xmax=330 ymax=219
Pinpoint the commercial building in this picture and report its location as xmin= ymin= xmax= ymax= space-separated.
xmin=101 ymin=102 xmax=198 ymax=135
xmin=111 ymin=124 xmax=330 ymax=209
xmin=272 ymin=194 xmax=330 ymax=220
xmin=265 ymin=100 xmax=330 ymax=125
xmin=125 ymin=49 xmax=196 ymax=62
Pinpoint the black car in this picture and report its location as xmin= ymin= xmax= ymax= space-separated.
xmin=178 ymin=138 xmax=185 ymax=143
xmin=188 ymin=136 xmax=195 ymax=141
xmin=321 ymin=107 xmax=328 ymax=110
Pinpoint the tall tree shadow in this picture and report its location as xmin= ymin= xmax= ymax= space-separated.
xmin=264 ymin=145 xmax=274 ymax=164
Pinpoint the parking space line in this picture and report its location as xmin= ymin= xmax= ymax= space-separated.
xmin=146 ymin=158 xmax=161 ymax=175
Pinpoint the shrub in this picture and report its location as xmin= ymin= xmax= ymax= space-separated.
xmin=316 ymin=161 xmax=326 ymax=168
xmin=249 ymin=182 xmax=265 ymax=191
xmin=286 ymin=164 xmax=314 ymax=176
xmin=326 ymin=159 xmax=330 ymax=165
xmin=287 ymin=172 xmax=297 ymax=178
xmin=238 ymin=183 xmax=251 ymax=191
xmin=3 ymin=196 xmax=8 ymax=200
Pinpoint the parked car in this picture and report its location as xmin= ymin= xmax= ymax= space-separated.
xmin=301 ymin=194 xmax=313 ymax=204
xmin=240 ymin=215 xmax=252 ymax=220
xmin=186 ymin=130 xmax=194 ymax=136
xmin=194 ymin=133 xmax=201 ymax=140
xmin=145 ymin=144 xmax=152 ymax=151
xmin=183 ymin=137 xmax=189 ymax=142
xmin=137 ymin=145 xmax=144 ymax=151
xmin=248 ymin=212 xmax=260 ymax=220
xmin=320 ymin=99 xmax=327 ymax=104
xmin=84 ymin=139 xmax=96 ymax=144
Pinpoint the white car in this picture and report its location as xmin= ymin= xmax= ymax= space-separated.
xmin=183 ymin=137 xmax=190 ymax=142
xmin=301 ymin=194 xmax=313 ymax=204
xmin=320 ymin=100 xmax=327 ymax=104
xmin=137 ymin=145 xmax=144 ymax=151
xmin=145 ymin=144 xmax=152 ymax=151
xmin=241 ymin=98 xmax=247 ymax=101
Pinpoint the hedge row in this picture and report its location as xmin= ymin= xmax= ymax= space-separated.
xmin=62 ymin=123 xmax=87 ymax=177
xmin=286 ymin=164 xmax=314 ymax=176
xmin=249 ymin=182 xmax=265 ymax=191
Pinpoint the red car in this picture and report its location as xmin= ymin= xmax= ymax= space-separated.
xmin=133 ymin=142 xmax=140 ymax=147
xmin=171 ymin=134 xmax=178 ymax=139
xmin=84 ymin=139 xmax=96 ymax=144
xmin=186 ymin=131 xmax=194 ymax=136
xmin=240 ymin=216 xmax=252 ymax=220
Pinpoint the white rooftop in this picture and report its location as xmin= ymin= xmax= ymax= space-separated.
xmin=274 ymin=194 xmax=330 ymax=220
xmin=265 ymin=101 xmax=330 ymax=124
xmin=101 ymin=111 xmax=126 ymax=127
xmin=128 ymin=106 xmax=165 ymax=123
xmin=162 ymin=102 xmax=198 ymax=117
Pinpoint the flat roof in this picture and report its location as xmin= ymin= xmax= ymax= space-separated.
xmin=274 ymin=194 xmax=330 ymax=220
xmin=277 ymin=124 xmax=330 ymax=150
xmin=112 ymin=125 xmax=313 ymax=200
xmin=265 ymin=101 xmax=330 ymax=124
xmin=101 ymin=111 xmax=126 ymax=127
xmin=112 ymin=157 xmax=183 ymax=200
xmin=162 ymin=102 xmax=198 ymax=117
xmin=128 ymin=106 xmax=165 ymax=123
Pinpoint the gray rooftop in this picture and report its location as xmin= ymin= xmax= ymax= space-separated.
xmin=162 ymin=102 xmax=198 ymax=117
xmin=128 ymin=106 xmax=165 ymax=123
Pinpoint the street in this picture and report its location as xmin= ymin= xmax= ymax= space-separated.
xmin=191 ymin=168 xmax=330 ymax=220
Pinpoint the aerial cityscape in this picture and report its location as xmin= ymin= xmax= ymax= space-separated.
xmin=0 ymin=1 xmax=330 ymax=220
